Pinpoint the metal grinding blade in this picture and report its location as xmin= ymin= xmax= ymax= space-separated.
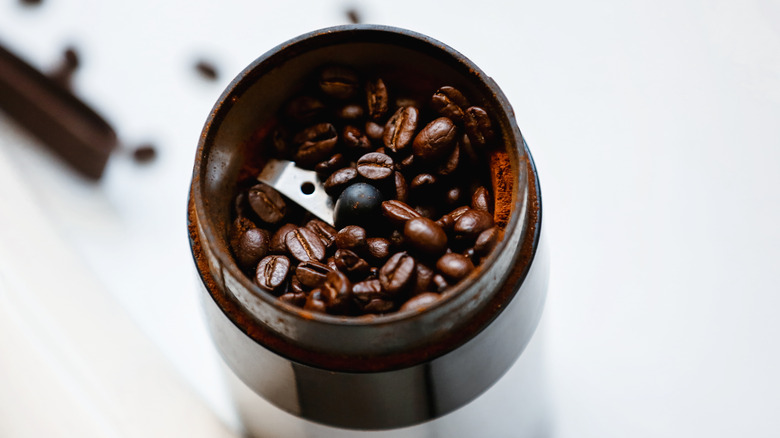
xmin=257 ymin=159 xmax=335 ymax=226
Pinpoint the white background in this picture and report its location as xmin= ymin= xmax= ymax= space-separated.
xmin=1 ymin=0 xmax=779 ymax=436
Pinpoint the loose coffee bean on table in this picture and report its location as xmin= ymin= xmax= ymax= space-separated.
xmin=228 ymin=63 xmax=504 ymax=316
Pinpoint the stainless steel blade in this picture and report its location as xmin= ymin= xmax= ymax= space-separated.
xmin=257 ymin=159 xmax=334 ymax=226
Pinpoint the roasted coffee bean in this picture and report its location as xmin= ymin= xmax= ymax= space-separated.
xmin=404 ymin=217 xmax=448 ymax=256
xmin=414 ymin=204 xmax=438 ymax=220
xmin=334 ymin=249 xmax=370 ymax=280
xmin=381 ymin=200 xmax=421 ymax=226
xmin=453 ymin=209 xmax=494 ymax=240
xmin=356 ymin=152 xmax=394 ymax=181
xmin=248 ymin=183 xmax=287 ymax=224
xmin=229 ymin=216 xmax=255 ymax=248
xmin=336 ymin=103 xmax=365 ymax=120
xmin=464 ymin=106 xmax=494 ymax=148
xmin=305 ymin=219 xmax=337 ymax=248
xmin=366 ymin=77 xmax=389 ymax=121
xmin=432 ymin=274 xmax=449 ymax=292
xmin=400 ymin=292 xmax=440 ymax=312
xmin=435 ymin=213 xmax=454 ymax=231
xmin=290 ymin=276 xmax=307 ymax=294
xmin=235 ymin=228 xmax=270 ymax=271
xmin=323 ymin=167 xmax=357 ymax=197
xmin=194 ymin=60 xmax=219 ymax=81
xmin=379 ymin=252 xmax=416 ymax=296
xmin=279 ymin=292 xmax=306 ymax=307
xmin=333 ymin=182 xmax=384 ymax=229
xmin=409 ymin=173 xmax=437 ymax=197
xmin=431 ymin=86 xmax=469 ymax=122
xmin=285 ymin=227 xmax=327 ymax=262
xmin=284 ymin=96 xmax=325 ymax=123
xmin=389 ymin=229 xmax=405 ymax=249
xmin=436 ymin=142 xmax=460 ymax=176
xmin=342 ymin=125 xmax=372 ymax=153
xmin=326 ymin=256 xmax=339 ymax=272
xmin=304 ymin=289 xmax=328 ymax=313
xmin=436 ymin=253 xmax=474 ymax=282
xmin=413 ymin=117 xmax=457 ymax=162
xmin=270 ymin=223 xmax=296 ymax=254
xmin=319 ymin=65 xmax=360 ymax=99
xmin=413 ymin=263 xmax=434 ymax=294
xmin=365 ymin=121 xmax=384 ymax=141
xmin=474 ymin=227 xmax=500 ymax=256
xmin=363 ymin=298 xmax=395 ymax=314
xmin=471 ymin=186 xmax=492 ymax=212
xmin=314 ymin=153 xmax=347 ymax=178
xmin=393 ymin=171 xmax=408 ymax=202
xmin=321 ymin=270 xmax=353 ymax=313
xmin=293 ymin=123 xmax=338 ymax=165
xmin=255 ymin=255 xmax=291 ymax=293
xmin=448 ymin=205 xmax=471 ymax=222
xmin=132 ymin=143 xmax=157 ymax=163
xmin=444 ymin=186 xmax=462 ymax=205
xmin=295 ymin=260 xmax=332 ymax=288
xmin=365 ymin=237 xmax=391 ymax=263
xmin=335 ymin=225 xmax=367 ymax=251
xmin=353 ymin=278 xmax=394 ymax=314
xmin=383 ymin=106 xmax=419 ymax=154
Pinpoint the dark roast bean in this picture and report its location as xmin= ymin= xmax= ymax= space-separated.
xmin=444 ymin=186 xmax=462 ymax=205
xmin=356 ymin=152 xmax=394 ymax=181
xmin=326 ymin=256 xmax=339 ymax=272
xmin=284 ymin=96 xmax=325 ymax=123
xmin=400 ymin=292 xmax=440 ymax=312
xmin=363 ymin=298 xmax=395 ymax=314
xmin=409 ymin=173 xmax=437 ymax=197
xmin=404 ymin=217 xmax=448 ymax=256
xmin=436 ymin=141 xmax=460 ymax=176
xmin=235 ymin=228 xmax=270 ymax=271
xmin=365 ymin=237 xmax=391 ymax=263
xmin=414 ymin=204 xmax=438 ymax=220
xmin=336 ymin=103 xmax=365 ymax=120
xmin=255 ymin=255 xmax=291 ymax=293
xmin=464 ymin=106 xmax=494 ymax=148
xmin=305 ymin=219 xmax=337 ymax=248
xmin=383 ymin=106 xmax=419 ymax=154
xmin=279 ymin=292 xmax=306 ymax=307
xmin=319 ymin=65 xmax=360 ymax=99
xmin=431 ymin=86 xmax=469 ymax=122
xmin=435 ymin=213 xmax=454 ymax=231
xmin=393 ymin=171 xmax=408 ymax=202
xmin=413 ymin=117 xmax=457 ymax=161
xmin=321 ymin=270 xmax=353 ymax=313
xmin=290 ymin=276 xmax=307 ymax=294
xmin=315 ymin=153 xmax=347 ymax=178
xmin=432 ymin=274 xmax=449 ymax=292
xmin=333 ymin=183 xmax=384 ymax=229
xmin=397 ymin=154 xmax=416 ymax=172
xmin=295 ymin=260 xmax=332 ymax=288
xmin=436 ymin=253 xmax=474 ymax=282
xmin=334 ymin=249 xmax=370 ymax=280
xmin=285 ymin=227 xmax=327 ymax=262
xmin=448 ymin=205 xmax=471 ymax=222
xmin=335 ymin=225 xmax=367 ymax=251
xmin=379 ymin=252 xmax=416 ymax=296
xmin=293 ymin=123 xmax=338 ymax=165
xmin=389 ymin=229 xmax=405 ymax=249
xmin=471 ymin=186 xmax=492 ymax=213
xmin=324 ymin=167 xmax=357 ymax=197
xmin=342 ymin=125 xmax=372 ymax=153
xmin=353 ymin=279 xmax=394 ymax=313
xmin=365 ymin=121 xmax=384 ymax=141
xmin=304 ymin=289 xmax=328 ymax=313
xmin=366 ymin=77 xmax=389 ymax=121
xmin=248 ymin=183 xmax=287 ymax=224
xmin=474 ymin=227 xmax=500 ymax=256
xmin=229 ymin=216 xmax=255 ymax=250
xmin=413 ymin=263 xmax=434 ymax=294
xmin=453 ymin=209 xmax=494 ymax=240
xmin=381 ymin=200 xmax=421 ymax=226
xmin=270 ymin=223 xmax=296 ymax=254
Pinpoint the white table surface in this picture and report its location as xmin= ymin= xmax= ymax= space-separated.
xmin=1 ymin=0 xmax=779 ymax=437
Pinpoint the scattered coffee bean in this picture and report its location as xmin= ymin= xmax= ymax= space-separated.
xmin=335 ymin=225 xmax=367 ymax=251
xmin=195 ymin=59 xmax=219 ymax=81
xmin=255 ymin=255 xmax=291 ymax=293
xmin=381 ymin=199 xmax=421 ymax=226
xmin=132 ymin=143 xmax=157 ymax=163
xmin=379 ymin=252 xmax=416 ymax=296
xmin=345 ymin=7 xmax=361 ymax=24
xmin=413 ymin=117 xmax=457 ymax=161
xmin=383 ymin=106 xmax=419 ymax=154
xmin=356 ymin=152 xmax=394 ymax=181
xmin=404 ymin=217 xmax=447 ymax=257
xmin=285 ymin=227 xmax=327 ymax=262
xmin=248 ymin=183 xmax=287 ymax=224
xmin=365 ymin=237 xmax=391 ymax=263
xmin=453 ymin=209 xmax=494 ymax=240
xmin=436 ymin=253 xmax=474 ymax=282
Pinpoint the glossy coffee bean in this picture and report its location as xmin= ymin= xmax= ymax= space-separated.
xmin=294 ymin=260 xmax=332 ymax=289
xmin=321 ymin=270 xmax=353 ymax=314
xmin=453 ymin=209 xmax=494 ymax=240
xmin=431 ymin=86 xmax=469 ymax=122
xmin=436 ymin=252 xmax=474 ymax=282
xmin=383 ymin=106 xmax=419 ymax=154
xmin=413 ymin=117 xmax=457 ymax=161
xmin=342 ymin=125 xmax=372 ymax=153
xmin=255 ymin=255 xmax=290 ymax=293
xmin=404 ymin=217 xmax=447 ymax=256
xmin=366 ymin=77 xmax=389 ymax=121
xmin=304 ymin=289 xmax=328 ymax=313
xmin=436 ymin=142 xmax=460 ymax=176
xmin=409 ymin=173 xmax=437 ymax=197
xmin=335 ymin=225 xmax=367 ymax=251
xmin=464 ymin=106 xmax=494 ymax=148
xmin=400 ymin=292 xmax=440 ymax=312
xmin=413 ymin=262 xmax=434 ymax=294
xmin=352 ymin=279 xmax=387 ymax=313
xmin=305 ymin=219 xmax=337 ymax=248
xmin=319 ymin=65 xmax=360 ymax=99
xmin=356 ymin=152 xmax=394 ymax=181
xmin=324 ymin=167 xmax=357 ymax=197
xmin=471 ymin=186 xmax=492 ymax=212
xmin=334 ymin=249 xmax=370 ymax=280
xmin=279 ymin=292 xmax=306 ymax=308
xmin=432 ymin=274 xmax=449 ymax=292
xmin=336 ymin=103 xmax=365 ymax=120
xmin=435 ymin=213 xmax=454 ymax=232
xmin=379 ymin=252 xmax=416 ymax=296
xmin=270 ymin=223 xmax=296 ymax=254
xmin=474 ymin=227 xmax=500 ymax=256
xmin=444 ymin=186 xmax=462 ymax=206
xmin=365 ymin=121 xmax=384 ymax=141
xmin=293 ymin=123 xmax=338 ymax=165
xmin=285 ymin=227 xmax=327 ymax=262
xmin=235 ymin=228 xmax=270 ymax=271
xmin=315 ymin=153 xmax=347 ymax=178
xmin=363 ymin=298 xmax=395 ymax=314
xmin=393 ymin=171 xmax=408 ymax=202
xmin=248 ymin=183 xmax=287 ymax=224
xmin=381 ymin=200 xmax=421 ymax=226
xmin=333 ymin=183 xmax=384 ymax=229
xmin=365 ymin=237 xmax=391 ymax=263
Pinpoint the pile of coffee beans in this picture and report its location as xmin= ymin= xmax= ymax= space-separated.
xmin=229 ymin=64 xmax=502 ymax=316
